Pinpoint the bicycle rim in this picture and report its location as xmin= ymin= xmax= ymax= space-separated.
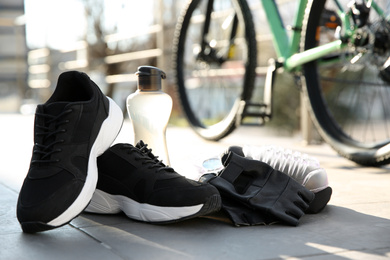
xmin=302 ymin=0 xmax=390 ymax=166
xmin=173 ymin=0 xmax=257 ymax=140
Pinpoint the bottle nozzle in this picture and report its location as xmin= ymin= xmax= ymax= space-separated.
xmin=136 ymin=66 xmax=166 ymax=91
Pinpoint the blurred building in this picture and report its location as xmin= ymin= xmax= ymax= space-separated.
xmin=0 ymin=0 xmax=27 ymax=112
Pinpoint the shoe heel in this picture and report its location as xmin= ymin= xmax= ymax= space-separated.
xmin=95 ymin=97 xmax=124 ymax=156
xmin=85 ymin=189 xmax=122 ymax=214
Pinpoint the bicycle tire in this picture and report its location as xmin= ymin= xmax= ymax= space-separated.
xmin=301 ymin=0 xmax=390 ymax=166
xmin=173 ymin=0 xmax=257 ymax=141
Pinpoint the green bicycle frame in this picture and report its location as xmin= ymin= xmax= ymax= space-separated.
xmin=260 ymin=0 xmax=387 ymax=71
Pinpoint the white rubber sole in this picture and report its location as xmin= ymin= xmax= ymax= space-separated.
xmin=85 ymin=189 xmax=204 ymax=223
xmin=47 ymin=97 xmax=123 ymax=227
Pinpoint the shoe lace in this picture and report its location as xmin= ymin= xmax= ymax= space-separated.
xmin=32 ymin=109 xmax=73 ymax=164
xmin=121 ymin=143 xmax=173 ymax=172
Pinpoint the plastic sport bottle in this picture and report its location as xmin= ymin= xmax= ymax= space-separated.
xmin=126 ymin=66 xmax=172 ymax=165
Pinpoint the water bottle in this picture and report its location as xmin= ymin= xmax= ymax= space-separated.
xmin=126 ymin=66 xmax=172 ymax=165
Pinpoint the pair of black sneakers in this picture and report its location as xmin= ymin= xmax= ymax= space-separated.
xmin=16 ymin=71 xmax=221 ymax=233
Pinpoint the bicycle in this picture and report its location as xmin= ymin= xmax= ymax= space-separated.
xmin=172 ymin=0 xmax=390 ymax=166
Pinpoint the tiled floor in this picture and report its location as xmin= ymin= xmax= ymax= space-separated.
xmin=1 ymin=114 xmax=389 ymax=260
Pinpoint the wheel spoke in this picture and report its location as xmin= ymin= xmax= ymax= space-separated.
xmin=174 ymin=0 xmax=256 ymax=140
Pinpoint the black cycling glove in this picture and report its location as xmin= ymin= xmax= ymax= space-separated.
xmin=225 ymin=145 xmax=332 ymax=214
xmin=200 ymin=173 xmax=273 ymax=226
xmin=201 ymin=152 xmax=315 ymax=226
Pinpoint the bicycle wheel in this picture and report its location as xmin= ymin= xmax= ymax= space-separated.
xmin=173 ymin=0 xmax=257 ymax=140
xmin=302 ymin=0 xmax=390 ymax=166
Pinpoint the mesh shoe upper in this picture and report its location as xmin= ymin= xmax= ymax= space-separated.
xmin=95 ymin=141 xmax=220 ymax=208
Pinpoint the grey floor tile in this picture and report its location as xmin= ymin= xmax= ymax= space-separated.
xmin=0 ymin=229 xmax=124 ymax=260
xmin=1 ymin=115 xmax=390 ymax=260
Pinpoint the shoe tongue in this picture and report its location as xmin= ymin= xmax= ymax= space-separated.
xmin=43 ymin=102 xmax=69 ymax=116
xmin=135 ymin=140 xmax=146 ymax=150
xmin=135 ymin=140 xmax=170 ymax=167
xmin=135 ymin=140 xmax=156 ymax=160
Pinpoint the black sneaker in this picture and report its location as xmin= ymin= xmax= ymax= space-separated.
xmin=85 ymin=141 xmax=221 ymax=223
xmin=17 ymin=71 xmax=123 ymax=233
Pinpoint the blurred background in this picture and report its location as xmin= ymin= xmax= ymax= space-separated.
xmin=0 ymin=0 xmax=304 ymax=136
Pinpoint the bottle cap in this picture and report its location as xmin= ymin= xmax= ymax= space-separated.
xmin=136 ymin=66 xmax=166 ymax=91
